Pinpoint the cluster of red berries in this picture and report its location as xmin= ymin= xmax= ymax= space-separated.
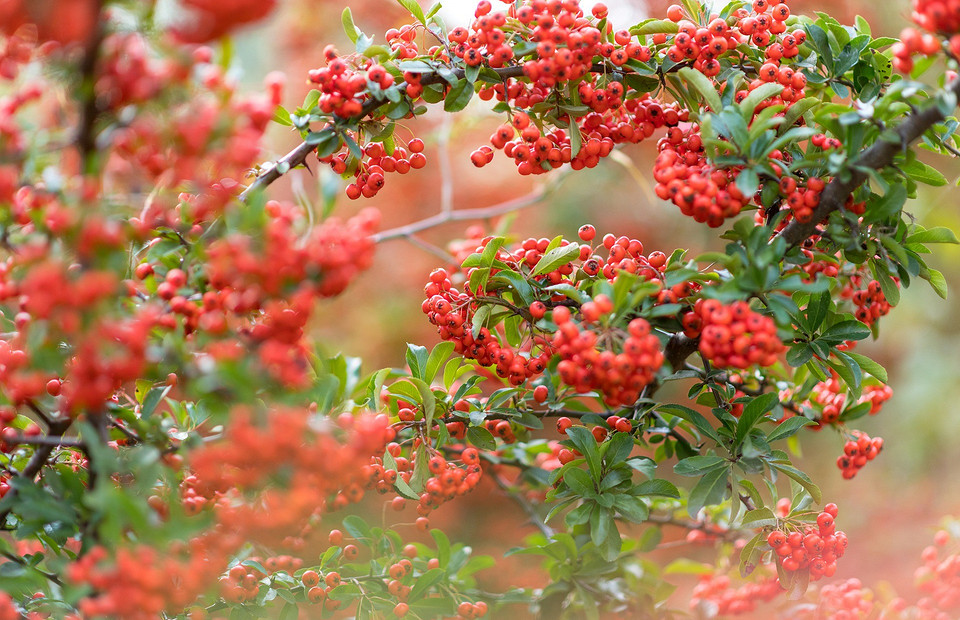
xmin=219 ymin=560 xmax=304 ymax=604
xmin=115 ymin=63 xmax=280 ymax=223
xmin=797 ymin=249 xmax=840 ymax=282
xmin=815 ymin=578 xmax=876 ymax=619
xmin=654 ymin=126 xmax=751 ymax=227
xmin=767 ymin=503 xmax=847 ymax=580
xmin=689 ymin=574 xmax=782 ymax=616
xmin=450 ymin=1 xmax=607 ymax=82
xmin=96 ymin=34 xmax=174 ymax=111
xmin=364 ymin=445 xmax=483 ymax=529
xmin=847 ymin=279 xmax=893 ymax=325
xmin=683 ymin=299 xmax=785 ymax=369
xmin=861 ymin=383 xmax=893 ymax=414
xmin=912 ymin=0 xmax=960 ymax=35
xmin=298 ymin=568 xmax=345 ymax=611
xmin=308 ymin=48 xmax=394 ymax=119
xmin=187 ymin=408 xmax=392 ymax=542
xmin=69 ymin=541 xmax=231 ymax=620
xmin=201 ymin=202 xmax=380 ymax=304
xmin=892 ymin=27 xmax=948 ymax=74
xmin=915 ymin=529 xmax=960 ymax=612
xmin=837 ymin=430 xmax=883 ymax=479
xmin=482 ymin=418 xmax=518 ymax=443
xmin=472 ymin=86 xmax=686 ymax=174
xmin=553 ymin=302 xmax=664 ymax=407
xmin=334 ymin=139 xmax=426 ymax=200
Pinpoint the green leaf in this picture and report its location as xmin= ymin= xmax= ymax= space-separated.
xmin=531 ymin=243 xmax=581 ymax=277
xmin=424 ymin=342 xmax=455 ymax=384
xmin=842 ymin=351 xmax=887 ymax=382
xmin=141 ymin=385 xmax=170 ymax=419
xmin=656 ymin=404 xmax=720 ymax=443
xmin=629 ymin=19 xmax=680 ymax=36
xmin=805 ymin=290 xmax=831 ymax=333
xmin=678 ymin=67 xmax=722 ymax=113
xmin=563 ymin=467 xmax=595 ymax=496
xmin=820 ymin=320 xmax=871 ymax=344
xmin=566 ymin=427 xmax=602 ymax=477
xmin=613 ymin=495 xmax=649 ymax=523
xmin=408 ymin=568 xmax=445 ymax=601
xmin=901 ymin=159 xmax=948 ymax=186
xmin=741 ymin=507 xmax=779 ymax=529
xmin=406 ymin=343 xmax=429 ymax=380
xmin=769 ymin=461 xmax=821 ymax=503
xmin=766 ymin=417 xmax=815 ymax=443
xmin=342 ymin=515 xmax=372 ymax=541
xmin=444 ymin=79 xmax=474 ymax=112
xmin=779 ymin=98 xmax=820 ymax=133
xmin=397 ymin=0 xmax=427 ymax=24
xmin=466 ymin=426 xmax=496 ymax=451
xmin=341 ymin=7 xmax=360 ymax=44
xmin=687 ymin=466 xmax=730 ymax=517
xmin=924 ymin=268 xmax=949 ymax=299
xmin=739 ymin=82 xmax=784 ymax=117
xmin=664 ymin=558 xmax=714 ymax=575
xmin=906 ymin=226 xmax=960 ymax=245
xmin=635 ymin=479 xmax=680 ymax=498
xmin=431 ymin=529 xmax=451 ymax=567
xmin=735 ymin=392 xmax=779 ymax=447
xmin=674 ymin=455 xmax=726 ymax=477
xmin=739 ymin=531 xmax=766 ymax=577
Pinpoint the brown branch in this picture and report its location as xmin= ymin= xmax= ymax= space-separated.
xmin=373 ymin=184 xmax=556 ymax=243
xmin=665 ymin=333 xmax=700 ymax=374
xmin=75 ymin=0 xmax=107 ymax=172
xmin=0 ymin=418 xmax=73 ymax=525
xmin=779 ymin=77 xmax=960 ymax=246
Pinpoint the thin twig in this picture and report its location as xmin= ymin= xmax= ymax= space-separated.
xmin=779 ymin=77 xmax=960 ymax=246
xmin=492 ymin=474 xmax=554 ymax=538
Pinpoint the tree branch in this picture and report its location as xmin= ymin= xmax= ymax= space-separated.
xmin=779 ymin=78 xmax=960 ymax=246
xmin=75 ymin=0 xmax=107 ymax=172
xmin=0 ymin=418 xmax=73 ymax=525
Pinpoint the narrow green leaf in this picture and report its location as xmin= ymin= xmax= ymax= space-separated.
xmin=397 ymin=0 xmax=427 ymax=24
xmin=906 ymin=226 xmax=960 ymax=245
xmin=767 ymin=416 xmax=815 ymax=443
xmin=735 ymin=392 xmax=779 ymax=447
xmin=678 ymin=67 xmax=722 ymax=112
xmin=531 ymin=243 xmax=581 ymax=277
xmin=674 ymin=455 xmax=726 ymax=477
xmin=341 ymin=7 xmax=360 ymax=44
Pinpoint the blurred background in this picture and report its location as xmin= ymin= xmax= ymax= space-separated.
xmin=229 ymin=0 xmax=960 ymax=612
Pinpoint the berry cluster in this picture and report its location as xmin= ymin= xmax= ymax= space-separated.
xmin=847 ymin=279 xmax=893 ymax=325
xmin=892 ymin=27 xmax=946 ymax=74
xmin=912 ymin=0 xmax=960 ymax=35
xmin=861 ymin=383 xmax=893 ymax=414
xmin=815 ymin=578 xmax=876 ymax=619
xmin=767 ymin=504 xmax=847 ymax=580
xmin=364 ymin=445 xmax=483 ymax=530
xmin=689 ymin=574 xmax=782 ymax=615
xmin=837 ymin=430 xmax=883 ymax=479
xmin=916 ymin=529 xmax=960 ymax=612
xmin=654 ymin=126 xmax=750 ymax=227
xmin=553 ymin=304 xmax=664 ymax=407
xmin=475 ymin=95 xmax=686 ymax=175
xmin=330 ymin=139 xmax=426 ymax=200
xmin=683 ymin=299 xmax=785 ymax=369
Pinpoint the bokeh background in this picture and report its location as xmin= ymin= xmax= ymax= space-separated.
xmin=229 ymin=0 xmax=960 ymax=613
